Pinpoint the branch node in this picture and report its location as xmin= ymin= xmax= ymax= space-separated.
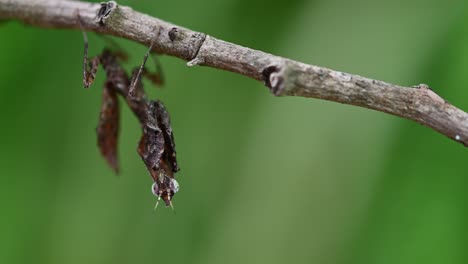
xmin=187 ymin=57 xmax=204 ymax=67
xmin=97 ymin=1 xmax=117 ymax=26
xmin=168 ymin=27 xmax=178 ymax=42
xmin=262 ymin=62 xmax=295 ymax=96
xmin=186 ymin=33 xmax=207 ymax=65
xmin=262 ymin=66 xmax=278 ymax=88
xmin=416 ymin=83 xmax=446 ymax=104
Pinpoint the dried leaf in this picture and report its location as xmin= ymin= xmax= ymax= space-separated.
xmin=138 ymin=106 xmax=164 ymax=175
xmin=154 ymin=100 xmax=179 ymax=172
xmin=97 ymin=82 xmax=120 ymax=173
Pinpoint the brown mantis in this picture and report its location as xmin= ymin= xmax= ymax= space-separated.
xmin=80 ymin=17 xmax=180 ymax=210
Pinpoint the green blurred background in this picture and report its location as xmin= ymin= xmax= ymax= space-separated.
xmin=1 ymin=0 xmax=468 ymax=263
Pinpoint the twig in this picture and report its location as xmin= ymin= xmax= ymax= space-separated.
xmin=1 ymin=0 xmax=467 ymax=147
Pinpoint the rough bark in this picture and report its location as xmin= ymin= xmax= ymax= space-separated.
xmin=1 ymin=0 xmax=467 ymax=147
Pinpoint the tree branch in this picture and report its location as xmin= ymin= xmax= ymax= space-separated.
xmin=1 ymin=0 xmax=467 ymax=147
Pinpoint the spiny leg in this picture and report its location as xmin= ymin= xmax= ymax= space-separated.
xmin=84 ymin=56 xmax=101 ymax=89
xmin=77 ymin=15 xmax=100 ymax=88
xmin=82 ymin=27 xmax=88 ymax=87
xmin=142 ymin=53 xmax=164 ymax=86
xmin=129 ymin=40 xmax=155 ymax=96
xmin=129 ymin=37 xmax=165 ymax=96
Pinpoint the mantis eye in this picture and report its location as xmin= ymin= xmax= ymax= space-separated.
xmin=151 ymin=182 xmax=160 ymax=196
xmin=170 ymin=178 xmax=180 ymax=193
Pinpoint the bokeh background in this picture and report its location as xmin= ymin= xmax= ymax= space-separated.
xmin=1 ymin=0 xmax=468 ymax=263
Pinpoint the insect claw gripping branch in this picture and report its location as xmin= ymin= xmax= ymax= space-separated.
xmin=80 ymin=29 xmax=180 ymax=208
